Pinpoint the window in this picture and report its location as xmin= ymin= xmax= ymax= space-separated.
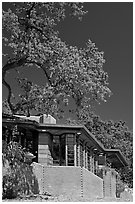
xmin=67 ymin=134 xmax=74 ymax=166
xmin=80 ymin=140 xmax=83 ymax=167
xmin=84 ymin=145 xmax=87 ymax=168
xmin=87 ymin=147 xmax=91 ymax=171
xmin=76 ymin=136 xmax=79 ymax=166
xmin=53 ymin=135 xmax=66 ymax=166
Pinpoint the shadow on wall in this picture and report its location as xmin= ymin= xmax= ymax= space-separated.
xmin=2 ymin=161 xmax=39 ymax=199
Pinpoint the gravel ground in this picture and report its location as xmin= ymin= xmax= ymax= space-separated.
xmin=2 ymin=194 xmax=133 ymax=202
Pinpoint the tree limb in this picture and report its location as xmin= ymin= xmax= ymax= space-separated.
xmin=2 ymin=57 xmax=54 ymax=114
xmin=2 ymin=56 xmax=28 ymax=114
xmin=26 ymin=2 xmax=36 ymax=19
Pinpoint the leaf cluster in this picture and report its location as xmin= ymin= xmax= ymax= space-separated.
xmin=85 ymin=116 xmax=133 ymax=187
xmin=2 ymin=140 xmax=39 ymax=199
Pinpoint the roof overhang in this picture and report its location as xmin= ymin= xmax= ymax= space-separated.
xmin=105 ymin=149 xmax=128 ymax=167
xmin=2 ymin=114 xmax=128 ymax=167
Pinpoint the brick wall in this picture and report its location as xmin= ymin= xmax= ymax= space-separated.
xmin=32 ymin=163 xmax=103 ymax=199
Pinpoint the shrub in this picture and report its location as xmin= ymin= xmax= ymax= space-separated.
xmin=116 ymin=175 xmax=125 ymax=198
xmin=2 ymin=141 xmax=39 ymax=199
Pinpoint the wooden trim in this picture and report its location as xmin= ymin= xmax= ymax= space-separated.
xmin=74 ymin=134 xmax=77 ymax=166
xmin=65 ymin=134 xmax=68 ymax=166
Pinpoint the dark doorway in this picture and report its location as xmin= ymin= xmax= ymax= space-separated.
xmin=52 ymin=135 xmax=66 ymax=166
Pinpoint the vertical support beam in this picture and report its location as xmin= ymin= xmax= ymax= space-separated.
xmin=92 ymin=151 xmax=95 ymax=173
xmin=83 ymin=141 xmax=87 ymax=168
xmin=104 ymin=153 xmax=107 ymax=166
xmin=83 ymin=141 xmax=85 ymax=167
xmin=74 ymin=134 xmax=77 ymax=166
xmin=85 ymin=145 xmax=88 ymax=169
xmin=76 ymin=134 xmax=80 ymax=166
xmin=89 ymin=148 xmax=93 ymax=172
xmin=65 ymin=134 xmax=68 ymax=166
xmin=78 ymin=139 xmax=80 ymax=166
xmin=94 ymin=151 xmax=98 ymax=175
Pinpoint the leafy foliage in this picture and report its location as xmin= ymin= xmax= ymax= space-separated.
xmin=66 ymin=115 xmax=133 ymax=188
xmin=2 ymin=140 xmax=39 ymax=199
xmin=85 ymin=117 xmax=133 ymax=162
xmin=116 ymin=174 xmax=125 ymax=197
xmin=3 ymin=2 xmax=111 ymax=116
xmin=3 ymin=1 xmax=132 ymax=194
xmin=85 ymin=116 xmax=133 ymax=187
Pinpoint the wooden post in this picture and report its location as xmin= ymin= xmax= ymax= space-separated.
xmin=65 ymin=134 xmax=68 ymax=166
xmin=74 ymin=134 xmax=77 ymax=166
xmin=85 ymin=145 xmax=88 ymax=169
xmin=82 ymin=141 xmax=85 ymax=167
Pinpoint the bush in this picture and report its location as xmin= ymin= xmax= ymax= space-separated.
xmin=116 ymin=175 xmax=125 ymax=198
xmin=2 ymin=141 xmax=39 ymax=199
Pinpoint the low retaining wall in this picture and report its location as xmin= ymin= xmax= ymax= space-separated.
xmin=83 ymin=167 xmax=103 ymax=199
xmin=32 ymin=163 xmax=103 ymax=199
xmin=103 ymin=167 xmax=117 ymax=198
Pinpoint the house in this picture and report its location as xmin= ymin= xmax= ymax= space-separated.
xmin=2 ymin=113 xmax=128 ymax=199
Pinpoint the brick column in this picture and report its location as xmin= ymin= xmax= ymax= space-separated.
xmin=38 ymin=130 xmax=53 ymax=166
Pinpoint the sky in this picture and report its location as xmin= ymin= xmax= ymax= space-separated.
xmin=2 ymin=2 xmax=133 ymax=130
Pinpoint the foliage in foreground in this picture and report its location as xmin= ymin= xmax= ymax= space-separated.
xmin=2 ymin=141 xmax=39 ymax=199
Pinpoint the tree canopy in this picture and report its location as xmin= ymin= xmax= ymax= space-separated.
xmin=66 ymin=114 xmax=133 ymax=187
xmin=85 ymin=116 xmax=133 ymax=187
xmin=2 ymin=2 xmax=111 ymax=117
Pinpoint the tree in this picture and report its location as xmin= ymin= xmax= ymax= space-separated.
xmin=3 ymin=2 xmax=111 ymax=117
xmin=2 ymin=77 xmax=70 ymax=118
xmin=66 ymin=114 xmax=133 ymax=188
xmin=85 ymin=116 xmax=133 ymax=187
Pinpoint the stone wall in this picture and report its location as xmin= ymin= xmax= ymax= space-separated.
xmin=38 ymin=132 xmax=53 ymax=165
xmin=103 ymin=167 xmax=117 ymax=198
xmin=82 ymin=167 xmax=103 ymax=199
xmin=32 ymin=163 xmax=104 ymax=199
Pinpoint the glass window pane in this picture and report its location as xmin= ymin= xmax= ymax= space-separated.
xmin=67 ymin=134 xmax=74 ymax=166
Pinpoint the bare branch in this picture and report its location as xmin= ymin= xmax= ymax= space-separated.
xmin=2 ymin=57 xmax=53 ymax=113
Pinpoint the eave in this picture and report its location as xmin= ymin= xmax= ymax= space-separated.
xmin=2 ymin=114 xmax=128 ymax=167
